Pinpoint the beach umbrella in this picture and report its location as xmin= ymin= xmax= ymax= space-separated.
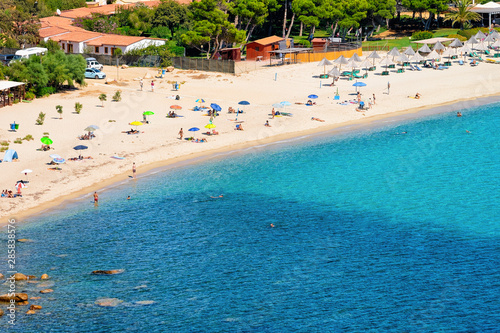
xmin=475 ymin=30 xmax=486 ymax=40
xmin=358 ymin=59 xmax=372 ymax=75
xmin=492 ymin=39 xmax=500 ymax=55
xmin=307 ymin=95 xmax=318 ymax=99
xmin=205 ymin=123 xmax=216 ymax=129
xmin=21 ymin=169 xmax=32 ymax=181
xmin=130 ymin=121 xmax=143 ymax=130
xmin=328 ymin=67 xmax=341 ymax=85
xmin=388 ymin=47 xmax=401 ymax=61
xmin=73 ymin=145 xmax=88 ymax=150
xmin=188 ymin=127 xmax=200 ymax=138
xmin=53 ymin=157 xmax=65 ymax=164
xmin=379 ymin=57 xmax=395 ymax=71
xmin=489 ymin=30 xmax=500 ymax=39
xmin=143 ymin=111 xmax=154 ymax=122
xmin=404 ymin=47 xmax=416 ymax=56
xmin=238 ymin=101 xmax=250 ymax=105
xmin=210 ymin=103 xmax=222 ymax=111
xmin=84 ymin=126 xmax=97 ymax=132
xmin=433 ymin=41 xmax=446 ymax=52
xmin=170 ymin=105 xmax=182 ymax=110
xmin=411 ymin=52 xmax=425 ymax=63
xmin=318 ymin=57 xmax=333 ymax=74
xmin=468 ymin=36 xmax=478 ymax=50
xmin=352 ymin=81 xmax=367 ymax=93
xmin=418 ymin=44 xmax=432 ymax=54
xmin=459 ymin=44 xmax=472 ymax=59
xmin=484 ymin=34 xmax=496 ymax=44
xmin=280 ymin=101 xmax=292 ymax=105
xmin=427 ymin=50 xmax=440 ymax=61
xmin=449 ymin=38 xmax=463 ymax=48
xmin=195 ymin=98 xmax=205 ymax=104
xmin=396 ymin=54 xmax=409 ymax=70
xmin=366 ymin=51 xmax=381 ymax=66
xmin=49 ymin=154 xmax=61 ymax=159
xmin=272 ymin=103 xmax=283 ymax=109
xmin=333 ymin=55 xmax=349 ymax=70
xmin=474 ymin=42 xmax=487 ymax=52
xmin=40 ymin=137 xmax=53 ymax=145
xmin=350 ymin=53 xmax=362 ymax=62
xmin=15 ymin=181 xmax=26 ymax=194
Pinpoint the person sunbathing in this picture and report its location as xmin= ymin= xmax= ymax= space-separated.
xmin=228 ymin=107 xmax=235 ymax=113
xmin=306 ymin=100 xmax=316 ymax=106
xmin=265 ymin=120 xmax=271 ymax=127
xmin=311 ymin=117 xmax=325 ymax=122
xmin=211 ymin=130 xmax=219 ymax=135
xmin=235 ymin=124 xmax=244 ymax=130
xmin=415 ymin=93 xmax=421 ymax=99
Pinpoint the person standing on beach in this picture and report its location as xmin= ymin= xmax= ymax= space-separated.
xmin=179 ymin=128 xmax=183 ymax=140
xmin=373 ymin=94 xmax=376 ymax=105
xmin=132 ymin=162 xmax=136 ymax=179
xmin=387 ymin=82 xmax=390 ymax=95
xmin=151 ymin=80 xmax=155 ymax=92
xmin=140 ymin=79 xmax=143 ymax=91
xmin=94 ymin=192 xmax=99 ymax=205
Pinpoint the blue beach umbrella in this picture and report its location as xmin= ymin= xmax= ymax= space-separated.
xmin=272 ymin=103 xmax=283 ymax=109
xmin=238 ymin=101 xmax=250 ymax=105
xmin=280 ymin=101 xmax=291 ymax=106
xmin=53 ymin=157 xmax=66 ymax=164
xmin=188 ymin=127 xmax=200 ymax=139
xmin=210 ymin=103 xmax=222 ymax=111
xmin=352 ymin=81 xmax=367 ymax=93
xmin=73 ymin=145 xmax=88 ymax=150
xmin=308 ymin=94 xmax=318 ymax=99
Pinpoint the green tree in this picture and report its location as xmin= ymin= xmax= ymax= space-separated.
xmin=366 ymin=0 xmax=396 ymax=34
xmin=402 ymin=0 xmax=448 ymax=30
xmin=152 ymin=0 xmax=189 ymax=37
xmin=0 ymin=0 xmax=39 ymax=47
xmin=7 ymin=59 xmax=49 ymax=93
xmin=444 ymin=0 xmax=481 ymax=30
xmin=232 ymin=0 xmax=271 ymax=42
xmin=181 ymin=0 xmax=246 ymax=57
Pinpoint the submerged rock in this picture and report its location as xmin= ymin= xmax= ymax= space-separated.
xmin=13 ymin=273 xmax=27 ymax=281
xmin=92 ymin=269 xmax=124 ymax=275
xmin=39 ymin=289 xmax=53 ymax=294
xmin=30 ymin=305 xmax=42 ymax=310
xmin=0 ymin=293 xmax=28 ymax=302
xmin=135 ymin=300 xmax=155 ymax=305
xmin=0 ymin=273 xmax=4 ymax=279
xmin=41 ymin=274 xmax=49 ymax=280
xmin=95 ymin=298 xmax=123 ymax=307
xmin=17 ymin=239 xmax=34 ymax=243
xmin=26 ymin=310 xmax=36 ymax=315
xmin=0 ymin=309 xmax=3 ymax=316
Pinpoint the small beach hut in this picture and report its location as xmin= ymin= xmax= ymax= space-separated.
xmin=246 ymin=35 xmax=284 ymax=61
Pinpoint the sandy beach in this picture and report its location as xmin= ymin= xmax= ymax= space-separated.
xmin=1 ymin=57 xmax=499 ymax=222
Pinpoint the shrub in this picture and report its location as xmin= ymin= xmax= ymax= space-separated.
xmin=447 ymin=34 xmax=467 ymax=42
xmin=14 ymin=138 xmax=23 ymax=144
xmin=36 ymin=86 xmax=57 ymax=97
xmin=99 ymin=93 xmax=107 ymax=107
xmin=43 ymin=132 xmax=50 ymax=136
xmin=36 ymin=112 xmax=46 ymax=125
xmin=24 ymin=92 xmax=36 ymax=100
xmin=22 ymin=134 xmax=34 ymax=141
xmin=56 ymin=105 xmax=63 ymax=119
xmin=112 ymin=90 xmax=122 ymax=102
xmin=411 ymin=31 xmax=433 ymax=41
xmin=0 ymin=141 xmax=9 ymax=146
xmin=295 ymin=40 xmax=311 ymax=47
xmin=457 ymin=27 xmax=489 ymax=40
xmin=75 ymin=102 xmax=83 ymax=114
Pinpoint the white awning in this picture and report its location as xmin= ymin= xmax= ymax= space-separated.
xmin=0 ymin=81 xmax=25 ymax=90
xmin=411 ymin=37 xmax=454 ymax=44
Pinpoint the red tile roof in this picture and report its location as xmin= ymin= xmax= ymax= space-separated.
xmin=248 ymin=36 xmax=284 ymax=46
xmin=50 ymin=31 xmax=103 ymax=43
xmin=40 ymin=16 xmax=74 ymax=28
xmin=86 ymin=35 xmax=145 ymax=46
xmin=39 ymin=26 xmax=71 ymax=38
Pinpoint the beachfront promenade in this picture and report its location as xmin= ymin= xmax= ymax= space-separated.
xmin=1 ymin=51 xmax=500 ymax=220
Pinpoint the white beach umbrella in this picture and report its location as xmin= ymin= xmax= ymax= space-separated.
xmin=474 ymin=42 xmax=488 ymax=51
xmin=350 ymin=53 xmax=362 ymax=62
xmin=379 ymin=56 xmax=395 ymax=72
xmin=411 ymin=52 xmax=425 ymax=63
xmin=489 ymin=30 xmax=500 ymax=39
xmin=318 ymin=57 xmax=333 ymax=74
xmin=492 ymin=39 xmax=500 ymax=48
xmin=484 ymin=34 xmax=496 ymax=43
xmin=366 ymin=51 xmax=381 ymax=66
xmin=333 ymin=55 xmax=349 ymax=70
xmin=468 ymin=36 xmax=478 ymax=47
xmin=396 ymin=54 xmax=410 ymax=63
xmin=460 ymin=44 xmax=472 ymax=53
xmin=418 ymin=44 xmax=432 ymax=54
xmin=404 ymin=47 xmax=416 ymax=56
xmin=328 ymin=66 xmax=341 ymax=77
xmin=359 ymin=58 xmax=372 ymax=70
xmin=442 ymin=47 xmax=456 ymax=61
xmin=388 ymin=47 xmax=401 ymax=57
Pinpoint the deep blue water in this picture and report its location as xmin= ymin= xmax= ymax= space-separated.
xmin=1 ymin=103 xmax=499 ymax=332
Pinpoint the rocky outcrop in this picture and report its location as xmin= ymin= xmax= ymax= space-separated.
xmin=13 ymin=273 xmax=27 ymax=281
xmin=0 ymin=293 xmax=28 ymax=302
xmin=40 ymin=274 xmax=49 ymax=280
xmin=30 ymin=305 xmax=42 ymax=310
xmin=0 ymin=273 xmax=4 ymax=279
xmin=26 ymin=310 xmax=36 ymax=315
xmin=95 ymin=298 xmax=123 ymax=307
xmin=92 ymin=269 xmax=124 ymax=275
xmin=0 ymin=309 xmax=4 ymax=316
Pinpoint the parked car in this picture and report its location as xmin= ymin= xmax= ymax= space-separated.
xmin=86 ymin=57 xmax=103 ymax=70
xmin=85 ymin=68 xmax=106 ymax=79
xmin=0 ymin=54 xmax=21 ymax=66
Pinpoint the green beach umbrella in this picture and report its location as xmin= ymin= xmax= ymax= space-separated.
xmin=143 ymin=111 xmax=154 ymax=115
xmin=40 ymin=137 xmax=53 ymax=145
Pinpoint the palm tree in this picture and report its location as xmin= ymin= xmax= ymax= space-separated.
xmin=444 ymin=0 xmax=481 ymax=30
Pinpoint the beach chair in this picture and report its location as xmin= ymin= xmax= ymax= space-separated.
xmin=485 ymin=50 xmax=491 ymax=55
xmin=415 ymin=65 xmax=422 ymax=71
xmin=368 ymin=66 xmax=376 ymax=71
xmin=381 ymin=70 xmax=389 ymax=76
xmin=458 ymin=60 xmax=464 ymax=65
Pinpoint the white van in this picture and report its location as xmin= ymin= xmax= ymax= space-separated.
xmin=86 ymin=57 xmax=103 ymax=70
xmin=14 ymin=47 xmax=48 ymax=59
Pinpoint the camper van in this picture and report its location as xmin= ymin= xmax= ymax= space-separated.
xmin=14 ymin=47 xmax=48 ymax=60
xmin=86 ymin=57 xmax=103 ymax=70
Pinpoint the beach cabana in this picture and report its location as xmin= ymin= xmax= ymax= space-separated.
xmin=471 ymin=2 xmax=500 ymax=29
xmin=2 ymin=149 xmax=18 ymax=162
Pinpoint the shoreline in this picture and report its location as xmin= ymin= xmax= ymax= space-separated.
xmin=10 ymin=92 xmax=500 ymax=225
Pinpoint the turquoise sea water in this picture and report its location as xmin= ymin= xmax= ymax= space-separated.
xmin=1 ymin=102 xmax=499 ymax=332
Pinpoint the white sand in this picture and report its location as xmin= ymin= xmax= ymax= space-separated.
xmin=1 ymin=58 xmax=499 ymax=221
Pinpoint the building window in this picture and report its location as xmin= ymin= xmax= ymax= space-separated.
xmin=68 ymin=44 xmax=73 ymax=53
xmin=104 ymin=47 xmax=108 ymax=54
xmin=94 ymin=46 xmax=99 ymax=53
xmin=255 ymin=46 xmax=260 ymax=51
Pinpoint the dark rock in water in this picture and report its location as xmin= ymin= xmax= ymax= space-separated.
xmin=26 ymin=309 xmax=36 ymax=315
xmin=92 ymin=269 xmax=124 ymax=275
xmin=0 ymin=293 xmax=28 ymax=302
xmin=95 ymin=298 xmax=123 ymax=307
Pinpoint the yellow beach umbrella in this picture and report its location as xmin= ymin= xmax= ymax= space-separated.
xmin=130 ymin=121 xmax=143 ymax=130
xmin=205 ymin=123 xmax=216 ymax=129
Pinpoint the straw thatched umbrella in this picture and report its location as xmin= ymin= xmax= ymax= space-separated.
xmin=366 ymin=51 xmax=381 ymax=66
xmin=404 ymin=47 xmax=415 ymax=56
xmin=427 ymin=50 xmax=441 ymax=62
xmin=489 ymin=30 xmax=500 ymax=39
xmin=350 ymin=53 xmax=362 ymax=62
xmin=442 ymin=47 xmax=456 ymax=62
xmin=475 ymin=30 xmax=486 ymax=40
xmin=379 ymin=57 xmax=395 ymax=72
xmin=388 ymin=47 xmax=401 ymax=61
xmin=318 ymin=57 xmax=333 ymax=75
xmin=492 ymin=39 xmax=500 ymax=56
xmin=418 ymin=44 xmax=432 ymax=54
xmin=433 ymin=41 xmax=445 ymax=52
xmin=484 ymin=34 xmax=496 ymax=43
xmin=411 ymin=52 xmax=425 ymax=63
xmin=396 ymin=54 xmax=409 ymax=71
xmin=328 ymin=67 xmax=341 ymax=85
xmin=449 ymin=38 xmax=463 ymax=48
xmin=459 ymin=44 xmax=472 ymax=59
xmin=474 ymin=42 xmax=487 ymax=53
xmin=359 ymin=58 xmax=372 ymax=75
xmin=333 ymin=55 xmax=349 ymax=70
xmin=468 ymin=36 xmax=478 ymax=51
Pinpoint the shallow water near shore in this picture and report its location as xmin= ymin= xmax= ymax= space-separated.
xmin=2 ymin=102 xmax=499 ymax=331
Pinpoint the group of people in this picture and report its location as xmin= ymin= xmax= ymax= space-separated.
xmin=69 ymin=155 xmax=93 ymax=161
xmin=167 ymin=111 xmax=178 ymax=118
xmin=1 ymin=190 xmax=15 ymax=198
xmin=139 ymin=79 xmax=155 ymax=92
xmin=41 ymin=144 xmax=51 ymax=151
xmin=78 ymin=132 xmax=95 ymax=140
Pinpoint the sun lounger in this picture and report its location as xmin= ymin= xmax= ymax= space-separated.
xmin=458 ymin=60 xmax=464 ymax=65
xmin=381 ymin=71 xmax=389 ymax=76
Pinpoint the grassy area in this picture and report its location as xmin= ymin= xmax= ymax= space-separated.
xmin=362 ymin=37 xmax=411 ymax=51
xmin=432 ymin=28 xmax=460 ymax=37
